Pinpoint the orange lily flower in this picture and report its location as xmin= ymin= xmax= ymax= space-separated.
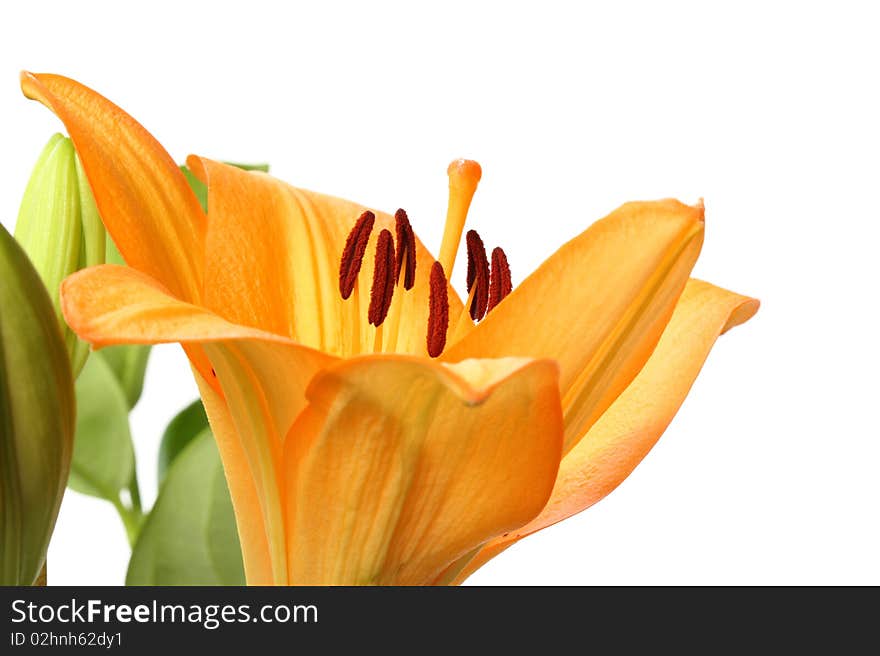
xmin=22 ymin=72 xmax=758 ymax=586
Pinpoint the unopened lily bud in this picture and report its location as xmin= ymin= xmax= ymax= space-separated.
xmin=0 ymin=223 xmax=75 ymax=585
xmin=14 ymin=134 xmax=105 ymax=377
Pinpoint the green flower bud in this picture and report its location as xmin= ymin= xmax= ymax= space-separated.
xmin=0 ymin=222 xmax=75 ymax=585
xmin=14 ymin=134 xmax=105 ymax=377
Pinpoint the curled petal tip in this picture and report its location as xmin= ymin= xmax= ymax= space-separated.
xmin=447 ymin=158 xmax=482 ymax=186
xmin=19 ymin=71 xmax=52 ymax=106
xmin=20 ymin=70 xmax=40 ymax=99
xmin=722 ymin=296 xmax=760 ymax=334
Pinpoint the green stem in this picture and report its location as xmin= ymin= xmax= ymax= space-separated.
xmin=112 ymin=497 xmax=142 ymax=547
xmin=113 ymin=462 xmax=145 ymax=548
xmin=128 ymin=466 xmax=142 ymax=515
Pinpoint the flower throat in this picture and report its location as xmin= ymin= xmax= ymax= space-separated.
xmin=337 ymin=159 xmax=512 ymax=357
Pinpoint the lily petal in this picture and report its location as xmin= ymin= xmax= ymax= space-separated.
xmin=193 ymin=369 xmax=273 ymax=585
xmin=186 ymin=156 xmax=463 ymax=355
xmin=452 ymin=278 xmax=759 ymax=583
xmin=59 ymin=263 xmax=336 ymax=434
xmin=60 ymin=265 xmax=298 ymax=349
xmin=60 ymin=264 xmax=337 ymax=583
xmin=283 ymin=355 xmax=563 ymax=585
xmin=21 ymin=72 xmax=206 ymax=302
xmin=443 ymin=199 xmax=704 ymax=453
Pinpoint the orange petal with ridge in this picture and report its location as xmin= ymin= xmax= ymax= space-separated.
xmin=186 ymin=156 xmax=464 ymax=356
xmin=61 ymin=264 xmax=337 ymax=584
xmin=451 ymin=278 xmax=759 ymax=583
xmin=193 ymin=368 xmax=273 ymax=585
xmin=283 ymin=355 xmax=563 ymax=585
xmin=60 ymin=265 xmax=297 ymax=349
xmin=443 ymin=199 xmax=705 ymax=454
xmin=21 ymin=72 xmax=206 ymax=302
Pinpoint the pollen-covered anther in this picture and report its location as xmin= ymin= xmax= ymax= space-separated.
xmin=427 ymin=261 xmax=449 ymax=358
xmin=339 ymin=210 xmax=376 ymax=299
xmin=466 ymin=229 xmax=490 ymax=321
xmin=488 ymin=246 xmax=512 ymax=313
xmin=394 ymin=208 xmax=416 ymax=290
xmin=368 ymin=229 xmax=396 ymax=326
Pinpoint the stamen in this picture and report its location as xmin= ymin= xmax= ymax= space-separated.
xmin=339 ymin=210 xmax=376 ymax=299
xmin=448 ymin=283 xmax=478 ymax=345
xmin=427 ymin=261 xmax=449 ymax=358
xmin=487 ymin=246 xmax=512 ymax=313
xmin=394 ymin=208 xmax=416 ymax=290
xmin=368 ymin=229 xmax=396 ymax=326
xmin=466 ymin=230 xmax=489 ymax=321
xmin=438 ymin=159 xmax=482 ymax=278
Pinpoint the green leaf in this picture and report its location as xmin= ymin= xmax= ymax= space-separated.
xmin=99 ymin=344 xmax=151 ymax=410
xmin=127 ymin=429 xmax=244 ymax=585
xmin=223 ymin=161 xmax=270 ymax=172
xmin=158 ymin=399 xmax=208 ymax=485
xmin=69 ymin=352 xmax=134 ymax=500
xmin=180 ymin=165 xmax=207 ymax=212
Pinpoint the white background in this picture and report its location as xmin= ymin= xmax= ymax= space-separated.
xmin=1 ymin=1 xmax=878 ymax=585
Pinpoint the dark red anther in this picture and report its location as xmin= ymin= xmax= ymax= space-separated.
xmin=427 ymin=261 xmax=449 ymax=358
xmin=368 ymin=229 xmax=396 ymax=326
xmin=488 ymin=246 xmax=512 ymax=313
xmin=394 ymin=208 xmax=417 ymax=290
xmin=339 ymin=210 xmax=376 ymax=300
xmin=465 ymin=230 xmax=489 ymax=321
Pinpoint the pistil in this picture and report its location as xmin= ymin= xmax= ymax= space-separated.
xmin=438 ymin=159 xmax=481 ymax=278
xmin=337 ymin=160 xmax=511 ymax=359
